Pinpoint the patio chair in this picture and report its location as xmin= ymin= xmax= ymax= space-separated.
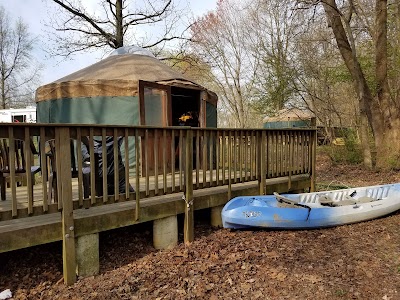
xmin=47 ymin=139 xmax=97 ymax=203
xmin=84 ymin=136 xmax=134 ymax=196
xmin=0 ymin=138 xmax=41 ymax=201
xmin=48 ymin=136 xmax=133 ymax=203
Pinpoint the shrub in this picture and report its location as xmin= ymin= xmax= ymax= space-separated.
xmin=319 ymin=131 xmax=363 ymax=165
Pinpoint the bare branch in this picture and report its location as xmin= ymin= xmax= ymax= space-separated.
xmin=44 ymin=0 xmax=187 ymax=57
xmin=0 ymin=6 xmax=41 ymax=108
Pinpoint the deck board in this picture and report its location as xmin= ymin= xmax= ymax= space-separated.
xmin=0 ymin=170 xmax=251 ymax=212
xmin=0 ymin=173 xmax=311 ymax=253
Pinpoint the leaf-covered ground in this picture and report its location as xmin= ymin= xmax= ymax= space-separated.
xmin=1 ymin=153 xmax=400 ymax=299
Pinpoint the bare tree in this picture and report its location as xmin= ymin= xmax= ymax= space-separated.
xmin=248 ymin=0 xmax=303 ymax=114
xmin=292 ymin=10 xmax=361 ymax=140
xmin=44 ymin=0 xmax=189 ymax=57
xmin=0 ymin=6 xmax=41 ymax=109
xmin=315 ymin=0 xmax=400 ymax=168
xmin=388 ymin=0 xmax=400 ymax=102
xmin=190 ymin=0 xmax=261 ymax=128
xmin=163 ymin=50 xmax=215 ymax=86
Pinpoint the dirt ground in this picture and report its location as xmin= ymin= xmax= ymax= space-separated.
xmin=1 ymin=153 xmax=400 ymax=299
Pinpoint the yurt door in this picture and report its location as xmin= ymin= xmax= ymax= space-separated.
xmin=139 ymin=81 xmax=172 ymax=176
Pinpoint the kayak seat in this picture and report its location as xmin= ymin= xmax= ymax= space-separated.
xmin=332 ymin=199 xmax=357 ymax=206
xmin=318 ymin=195 xmax=334 ymax=205
xmin=332 ymin=195 xmax=358 ymax=206
xmin=355 ymin=196 xmax=376 ymax=203
xmin=318 ymin=195 xmax=358 ymax=206
xmin=331 ymin=195 xmax=376 ymax=207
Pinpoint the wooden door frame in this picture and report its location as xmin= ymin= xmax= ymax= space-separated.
xmin=138 ymin=80 xmax=172 ymax=126
xmin=199 ymin=92 xmax=207 ymax=128
xmin=138 ymin=81 xmax=172 ymax=177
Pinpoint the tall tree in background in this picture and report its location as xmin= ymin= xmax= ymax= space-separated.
xmin=45 ymin=0 xmax=188 ymax=57
xmin=293 ymin=8 xmax=361 ymax=142
xmin=318 ymin=0 xmax=400 ymax=169
xmin=0 ymin=6 xmax=41 ymax=109
xmin=164 ymin=51 xmax=215 ymax=86
xmin=389 ymin=0 xmax=400 ymax=103
xmin=248 ymin=0 xmax=301 ymax=115
xmin=190 ymin=0 xmax=260 ymax=128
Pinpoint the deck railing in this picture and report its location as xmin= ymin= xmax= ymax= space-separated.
xmin=0 ymin=124 xmax=316 ymax=221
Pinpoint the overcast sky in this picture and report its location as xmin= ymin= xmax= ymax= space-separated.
xmin=2 ymin=0 xmax=216 ymax=85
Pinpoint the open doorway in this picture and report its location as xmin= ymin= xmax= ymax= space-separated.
xmin=171 ymin=87 xmax=200 ymax=169
xmin=171 ymin=87 xmax=200 ymax=127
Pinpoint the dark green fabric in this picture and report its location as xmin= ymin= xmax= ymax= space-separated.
xmin=37 ymin=96 xmax=140 ymax=174
xmin=263 ymin=120 xmax=311 ymax=129
xmin=206 ymin=102 xmax=217 ymax=128
xmin=37 ymin=96 xmax=139 ymax=125
xmin=36 ymin=101 xmax=51 ymax=123
xmin=37 ymin=95 xmax=217 ymax=177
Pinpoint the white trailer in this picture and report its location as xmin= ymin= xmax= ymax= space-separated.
xmin=0 ymin=106 xmax=36 ymax=123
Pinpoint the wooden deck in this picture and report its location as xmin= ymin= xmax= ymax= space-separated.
xmin=0 ymin=173 xmax=311 ymax=254
xmin=0 ymin=169 xmax=309 ymax=219
xmin=0 ymin=124 xmax=316 ymax=284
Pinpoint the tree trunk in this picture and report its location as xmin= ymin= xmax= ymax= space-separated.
xmin=115 ymin=0 xmax=124 ymax=48
xmin=1 ymin=71 xmax=5 ymax=109
xmin=373 ymin=0 xmax=400 ymax=168
xmin=322 ymin=0 xmax=374 ymax=168
xmin=359 ymin=113 xmax=373 ymax=168
xmin=382 ymin=118 xmax=400 ymax=166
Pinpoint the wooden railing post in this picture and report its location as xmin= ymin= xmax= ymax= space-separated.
xmin=8 ymin=128 xmax=17 ymax=217
xmin=258 ymin=131 xmax=266 ymax=195
xmin=184 ymin=129 xmax=194 ymax=244
xmin=135 ymin=128 xmax=140 ymax=221
xmin=310 ymin=129 xmax=317 ymax=192
xmin=24 ymin=127 xmax=33 ymax=214
xmin=57 ymin=127 xmax=76 ymax=285
xmin=227 ymin=131 xmax=232 ymax=200
xmin=288 ymin=130 xmax=293 ymax=190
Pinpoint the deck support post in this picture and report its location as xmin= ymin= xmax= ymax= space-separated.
xmin=153 ymin=215 xmax=178 ymax=249
xmin=184 ymin=129 xmax=194 ymax=244
xmin=211 ymin=205 xmax=224 ymax=228
xmin=58 ymin=127 xmax=76 ymax=285
xmin=76 ymin=233 xmax=99 ymax=277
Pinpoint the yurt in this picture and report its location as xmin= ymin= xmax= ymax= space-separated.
xmin=35 ymin=46 xmax=218 ymax=175
xmin=35 ymin=46 xmax=217 ymax=127
xmin=263 ymin=108 xmax=315 ymax=129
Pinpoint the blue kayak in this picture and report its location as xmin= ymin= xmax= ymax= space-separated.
xmin=222 ymin=183 xmax=400 ymax=229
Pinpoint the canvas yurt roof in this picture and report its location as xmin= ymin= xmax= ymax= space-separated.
xmin=263 ymin=108 xmax=314 ymax=123
xmin=35 ymin=47 xmax=217 ymax=105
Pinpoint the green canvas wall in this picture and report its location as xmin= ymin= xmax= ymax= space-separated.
xmin=206 ymin=102 xmax=217 ymax=128
xmin=37 ymin=96 xmax=140 ymax=175
xmin=263 ymin=120 xmax=311 ymax=129
xmin=37 ymin=95 xmax=217 ymax=127
xmin=37 ymin=95 xmax=218 ymax=177
xmin=37 ymin=96 xmax=139 ymax=125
